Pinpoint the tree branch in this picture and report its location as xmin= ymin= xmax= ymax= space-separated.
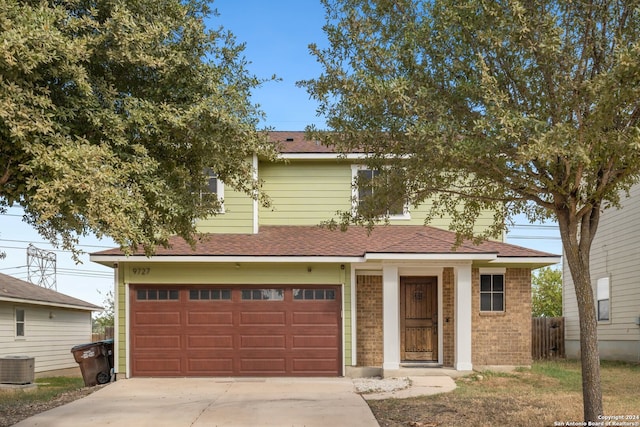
xmin=0 ymin=161 xmax=10 ymax=187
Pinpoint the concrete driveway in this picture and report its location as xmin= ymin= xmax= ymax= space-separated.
xmin=13 ymin=377 xmax=379 ymax=427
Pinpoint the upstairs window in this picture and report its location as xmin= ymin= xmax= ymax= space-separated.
xmin=597 ymin=277 xmax=610 ymax=321
xmin=352 ymin=165 xmax=409 ymax=219
xmin=202 ymin=168 xmax=225 ymax=213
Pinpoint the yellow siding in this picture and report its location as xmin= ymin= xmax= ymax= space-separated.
xmin=259 ymin=161 xmax=352 ymax=225
xmin=195 ymin=159 xmax=497 ymax=236
xmin=397 ymin=199 xmax=497 ymax=233
xmin=196 ymin=186 xmax=254 ymax=234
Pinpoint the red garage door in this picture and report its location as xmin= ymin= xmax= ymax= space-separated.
xmin=130 ymin=286 xmax=342 ymax=377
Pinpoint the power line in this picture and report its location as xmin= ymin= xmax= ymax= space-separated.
xmin=57 ymin=268 xmax=112 ymax=279
xmin=507 ymin=235 xmax=562 ymax=240
xmin=0 ymin=265 xmax=27 ymax=271
xmin=510 ymin=224 xmax=559 ymax=229
xmin=0 ymin=238 xmax=113 ymax=250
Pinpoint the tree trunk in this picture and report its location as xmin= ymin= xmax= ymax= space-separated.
xmin=557 ymin=207 xmax=603 ymax=422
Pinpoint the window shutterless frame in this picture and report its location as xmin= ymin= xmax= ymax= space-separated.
xmin=350 ymin=164 xmax=410 ymax=219
xmin=480 ymin=274 xmax=505 ymax=312
xmin=15 ymin=307 xmax=25 ymax=337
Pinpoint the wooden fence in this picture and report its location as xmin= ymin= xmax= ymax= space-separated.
xmin=92 ymin=326 xmax=114 ymax=342
xmin=532 ymin=317 xmax=565 ymax=360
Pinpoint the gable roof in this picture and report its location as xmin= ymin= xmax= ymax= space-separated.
xmin=270 ymin=131 xmax=337 ymax=153
xmin=269 ymin=131 xmax=367 ymax=158
xmin=91 ymin=225 xmax=559 ymax=267
xmin=0 ymin=273 xmax=101 ymax=311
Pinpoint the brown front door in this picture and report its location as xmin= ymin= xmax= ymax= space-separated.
xmin=400 ymin=277 xmax=438 ymax=362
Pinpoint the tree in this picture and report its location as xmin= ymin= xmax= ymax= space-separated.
xmin=532 ymin=267 xmax=562 ymax=318
xmin=302 ymin=0 xmax=640 ymax=421
xmin=93 ymin=289 xmax=114 ymax=335
xmin=0 ymin=0 xmax=276 ymax=256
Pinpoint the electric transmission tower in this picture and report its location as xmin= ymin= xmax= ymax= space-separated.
xmin=27 ymin=244 xmax=57 ymax=290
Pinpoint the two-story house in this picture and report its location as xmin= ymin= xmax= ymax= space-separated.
xmin=90 ymin=131 xmax=560 ymax=378
xmin=563 ymin=184 xmax=640 ymax=362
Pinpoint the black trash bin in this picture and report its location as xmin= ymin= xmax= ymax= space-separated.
xmin=71 ymin=341 xmax=112 ymax=387
xmin=99 ymin=339 xmax=115 ymax=382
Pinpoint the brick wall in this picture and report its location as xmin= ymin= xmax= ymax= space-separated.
xmin=355 ymin=268 xmax=532 ymax=369
xmin=471 ymin=267 xmax=533 ymax=366
xmin=442 ymin=267 xmax=455 ymax=367
xmin=356 ymin=275 xmax=383 ymax=366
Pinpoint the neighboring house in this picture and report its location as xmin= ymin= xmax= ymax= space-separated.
xmin=563 ymin=184 xmax=640 ymax=362
xmin=90 ymin=131 xmax=560 ymax=378
xmin=0 ymin=273 xmax=101 ymax=375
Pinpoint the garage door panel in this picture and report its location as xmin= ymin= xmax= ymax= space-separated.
xmin=134 ymin=311 xmax=181 ymax=325
xmin=187 ymin=335 xmax=234 ymax=349
xmin=187 ymin=311 xmax=233 ymax=325
xmin=134 ymin=334 xmax=182 ymax=350
xmin=187 ymin=358 xmax=234 ymax=375
xmin=239 ymin=311 xmax=286 ymax=325
xmin=292 ymin=311 xmax=339 ymax=326
xmin=131 ymin=286 xmax=341 ymax=377
xmin=240 ymin=335 xmax=286 ymax=349
xmin=292 ymin=358 xmax=340 ymax=373
xmin=239 ymin=358 xmax=286 ymax=374
xmin=134 ymin=357 xmax=182 ymax=375
xmin=292 ymin=335 xmax=339 ymax=349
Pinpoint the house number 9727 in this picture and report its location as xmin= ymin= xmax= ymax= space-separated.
xmin=132 ymin=268 xmax=151 ymax=275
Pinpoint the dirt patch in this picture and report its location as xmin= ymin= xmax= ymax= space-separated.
xmin=369 ymin=385 xmax=582 ymax=426
xmin=367 ymin=362 xmax=640 ymax=427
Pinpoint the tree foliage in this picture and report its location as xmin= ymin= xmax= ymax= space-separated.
xmin=0 ymin=0 xmax=276 ymax=256
xmin=302 ymin=0 xmax=640 ymax=421
xmin=532 ymin=267 xmax=562 ymax=317
xmin=93 ymin=289 xmax=114 ymax=333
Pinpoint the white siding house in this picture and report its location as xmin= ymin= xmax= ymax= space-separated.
xmin=0 ymin=273 xmax=101 ymax=375
xmin=563 ymin=184 xmax=640 ymax=362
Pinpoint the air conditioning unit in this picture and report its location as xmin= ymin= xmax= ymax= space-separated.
xmin=0 ymin=356 xmax=35 ymax=385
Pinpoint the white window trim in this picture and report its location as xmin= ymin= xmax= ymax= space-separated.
xmin=15 ymin=307 xmax=25 ymax=339
xmin=350 ymin=165 xmax=410 ymax=220
xmin=203 ymin=170 xmax=225 ymax=214
xmin=479 ymin=271 xmax=506 ymax=313
xmin=596 ymin=277 xmax=610 ymax=322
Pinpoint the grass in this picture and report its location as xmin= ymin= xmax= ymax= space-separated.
xmin=0 ymin=376 xmax=85 ymax=405
xmin=369 ymin=360 xmax=640 ymax=427
xmin=0 ymin=376 xmax=90 ymax=427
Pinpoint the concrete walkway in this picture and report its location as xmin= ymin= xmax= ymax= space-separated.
xmin=14 ymin=378 xmax=379 ymax=427
xmin=13 ymin=375 xmax=457 ymax=427
xmin=363 ymin=376 xmax=457 ymax=400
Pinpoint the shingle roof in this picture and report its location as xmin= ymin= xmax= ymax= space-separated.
xmin=92 ymin=225 xmax=556 ymax=259
xmin=0 ymin=273 xmax=101 ymax=311
xmin=269 ymin=131 xmax=351 ymax=153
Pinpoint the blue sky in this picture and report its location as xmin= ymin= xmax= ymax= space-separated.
xmin=0 ymin=0 xmax=560 ymax=307
xmin=212 ymin=0 xmax=328 ymax=130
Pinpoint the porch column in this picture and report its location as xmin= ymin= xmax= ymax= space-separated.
xmin=455 ymin=264 xmax=473 ymax=371
xmin=382 ymin=265 xmax=400 ymax=370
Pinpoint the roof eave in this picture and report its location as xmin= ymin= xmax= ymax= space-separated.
xmin=277 ymin=153 xmax=367 ymax=160
xmin=90 ymin=255 xmax=365 ymax=266
xmin=364 ymin=253 xmax=496 ymax=261
xmin=91 ymin=253 xmax=560 ymax=269
xmin=0 ymin=296 xmax=101 ymax=312
xmin=486 ymin=256 xmax=562 ymax=269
